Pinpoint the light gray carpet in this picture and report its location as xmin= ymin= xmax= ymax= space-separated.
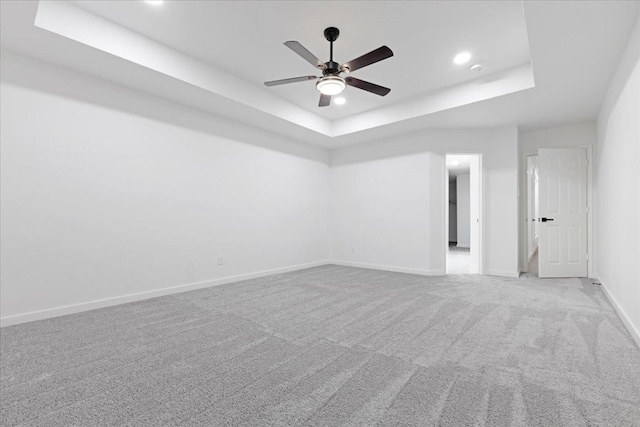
xmin=2 ymin=265 xmax=640 ymax=426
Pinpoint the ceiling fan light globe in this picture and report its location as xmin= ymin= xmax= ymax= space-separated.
xmin=316 ymin=76 xmax=346 ymax=95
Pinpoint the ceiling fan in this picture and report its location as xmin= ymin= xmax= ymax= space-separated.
xmin=264 ymin=27 xmax=393 ymax=107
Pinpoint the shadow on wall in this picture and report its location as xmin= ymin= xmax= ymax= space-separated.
xmin=0 ymin=52 xmax=328 ymax=164
xmin=599 ymin=19 xmax=640 ymax=129
xmin=330 ymin=128 xmax=510 ymax=167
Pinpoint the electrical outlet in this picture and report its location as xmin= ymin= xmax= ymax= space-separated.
xmin=218 ymin=256 xmax=224 ymax=266
xmin=351 ymin=246 xmax=355 ymax=253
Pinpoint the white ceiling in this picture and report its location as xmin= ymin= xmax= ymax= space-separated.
xmin=447 ymin=155 xmax=471 ymax=179
xmin=1 ymin=1 xmax=639 ymax=149
xmin=71 ymin=1 xmax=531 ymax=121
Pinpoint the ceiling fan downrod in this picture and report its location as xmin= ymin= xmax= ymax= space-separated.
xmin=323 ymin=27 xmax=340 ymax=75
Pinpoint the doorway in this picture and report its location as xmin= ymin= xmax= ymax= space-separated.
xmin=445 ymin=154 xmax=482 ymax=274
xmin=537 ymin=148 xmax=588 ymax=278
xmin=526 ymin=155 xmax=540 ymax=276
xmin=521 ymin=146 xmax=592 ymax=278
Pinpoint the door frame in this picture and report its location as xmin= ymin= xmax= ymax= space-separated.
xmin=444 ymin=153 xmax=484 ymax=274
xmin=519 ymin=144 xmax=594 ymax=277
xmin=526 ymin=155 xmax=539 ymax=261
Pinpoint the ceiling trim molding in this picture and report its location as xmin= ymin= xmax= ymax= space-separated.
xmin=34 ymin=1 xmax=535 ymax=139
xmin=35 ymin=1 xmax=332 ymax=135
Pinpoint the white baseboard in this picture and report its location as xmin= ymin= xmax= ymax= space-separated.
xmin=598 ymin=277 xmax=640 ymax=350
xmin=0 ymin=260 xmax=331 ymax=328
xmin=331 ymin=260 xmax=444 ymax=276
xmin=484 ymin=269 xmax=521 ymax=278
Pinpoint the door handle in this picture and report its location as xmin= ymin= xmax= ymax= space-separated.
xmin=539 ymin=217 xmax=554 ymax=222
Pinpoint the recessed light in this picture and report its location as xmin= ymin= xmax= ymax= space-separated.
xmin=334 ymin=97 xmax=346 ymax=105
xmin=470 ymin=64 xmax=482 ymax=72
xmin=145 ymin=0 xmax=164 ymax=5
xmin=454 ymin=52 xmax=471 ymax=65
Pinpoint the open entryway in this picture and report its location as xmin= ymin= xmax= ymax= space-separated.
xmin=445 ymin=154 xmax=482 ymax=274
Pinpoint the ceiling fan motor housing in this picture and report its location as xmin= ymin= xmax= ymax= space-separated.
xmin=323 ymin=61 xmax=341 ymax=75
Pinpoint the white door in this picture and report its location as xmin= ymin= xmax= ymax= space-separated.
xmin=538 ymin=148 xmax=588 ymax=278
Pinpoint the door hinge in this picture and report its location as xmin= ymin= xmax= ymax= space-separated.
xmin=586 ymin=206 xmax=589 ymax=214
xmin=586 ymin=253 xmax=589 ymax=260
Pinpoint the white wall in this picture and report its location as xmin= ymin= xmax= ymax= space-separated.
xmin=595 ymin=15 xmax=640 ymax=346
xmin=456 ymin=174 xmax=470 ymax=248
xmin=0 ymin=54 xmax=331 ymax=324
xmin=329 ymin=152 xmax=433 ymax=274
xmin=520 ymin=122 xmax=597 ymax=153
xmin=518 ymin=122 xmax=596 ymax=273
xmin=330 ymin=127 xmax=519 ymax=277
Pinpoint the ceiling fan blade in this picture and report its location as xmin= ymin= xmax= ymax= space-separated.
xmin=319 ymin=93 xmax=331 ymax=107
xmin=264 ymin=76 xmax=318 ymax=87
xmin=284 ymin=41 xmax=327 ymax=70
xmin=340 ymin=46 xmax=393 ymax=73
xmin=345 ymin=77 xmax=391 ymax=96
